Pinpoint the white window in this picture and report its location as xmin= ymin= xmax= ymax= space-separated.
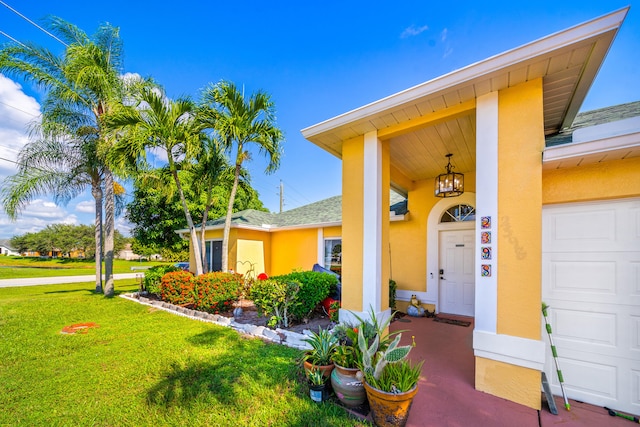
xmin=324 ymin=239 xmax=342 ymax=276
xmin=440 ymin=204 xmax=475 ymax=223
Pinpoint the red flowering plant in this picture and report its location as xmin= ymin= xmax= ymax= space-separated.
xmin=193 ymin=272 xmax=243 ymax=314
xmin=160 ymin=271 xmax=196 ymax=306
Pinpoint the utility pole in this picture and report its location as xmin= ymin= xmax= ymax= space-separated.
xmin=279 ymin=180 xmax=284 ymax=213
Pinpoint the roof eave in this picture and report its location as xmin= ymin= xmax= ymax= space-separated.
xmin=301 ymin=7 xmax=628 ymax=150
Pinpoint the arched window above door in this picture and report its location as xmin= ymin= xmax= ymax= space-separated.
xmin=440 ymin=204 xmax=475 ymax=223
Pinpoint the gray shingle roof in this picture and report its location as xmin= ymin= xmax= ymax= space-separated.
xmin=205 ymin=192 xmax=408 ymax=230
xmin=546 ymin=101 xmax=640 ymax=147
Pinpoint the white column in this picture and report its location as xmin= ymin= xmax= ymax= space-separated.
xmin=362 ymin=130 xmax=383 ymax=312
xmin=475 ymin=92 xmax=498 ymax=334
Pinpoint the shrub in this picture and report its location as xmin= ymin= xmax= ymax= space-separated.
xmin=160 ymin=271 xmax=195 ymax=306
xmin=144 ymin=265 xmax=181 ymax=295
xmin=193 ymin=272 xmax=243 ymax=314
xmin=272 ymin=271 xmax=336 ymax=321
xmin=249 ymin=278 xmax=300 ymax=328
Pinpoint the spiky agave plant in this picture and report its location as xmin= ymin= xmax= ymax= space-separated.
xmin=358 ymin=327 xmax=412 ymax=381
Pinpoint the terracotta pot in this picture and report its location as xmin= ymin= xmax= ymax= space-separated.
xmin=364 ymin=381 xmax=418 ymax=427
xmin=331 ymin=364 xmax=366 ymax=407
xmin=303 ymin=360 xmax=334 ymax=379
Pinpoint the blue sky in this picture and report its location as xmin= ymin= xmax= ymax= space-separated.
xmin=0 ymin=1 xmax=638 ymax=239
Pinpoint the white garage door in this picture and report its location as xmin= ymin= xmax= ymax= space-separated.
xmin=542 ymin=198 xmax=640 ymax=415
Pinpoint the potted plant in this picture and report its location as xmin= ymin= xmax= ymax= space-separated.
xmin=307 ymin=368 xmax=329 ymax=403
xmin=302 ymin=327 xmax=338 ymax=379
xmin=330 ymin=325 xmax=367 ymax=407
xmin=356 ymin=309 xmax=424 ymax=427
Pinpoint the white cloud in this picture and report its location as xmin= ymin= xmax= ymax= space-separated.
xmin=0 ymin=74 xmax=41 ymax=183
xmin=75 ymin=200 xmax=95 ymax=213
xmin=401 ymin=24 xmax=429 ymax=39
xmin=441 ymin=28 xmax=448 ymax=42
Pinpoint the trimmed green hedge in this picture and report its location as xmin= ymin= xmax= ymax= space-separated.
xmin=271 ymin=271 xmax=337 ymax=321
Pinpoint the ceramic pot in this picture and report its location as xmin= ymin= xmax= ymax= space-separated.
xmin=363 ymin=381 xmax=418 ymax=427
xmin=330 ymin=364 xmax=366 ymax=407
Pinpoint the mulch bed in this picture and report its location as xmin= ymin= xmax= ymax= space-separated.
xmin=61 ymin=322 xmax=100 ymax=334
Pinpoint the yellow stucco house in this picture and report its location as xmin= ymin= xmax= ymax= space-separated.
xmin=182 ymin=8 xmax=639 ymax=415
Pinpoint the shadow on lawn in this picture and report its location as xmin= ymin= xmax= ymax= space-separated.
xmin=146 ymin=329 xmax=301 ymax=409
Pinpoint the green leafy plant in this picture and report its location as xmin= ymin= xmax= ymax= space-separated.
xmin=331 ymin=345 xmax=357 ymax=369
xmin=389 ymin=279 xmax=397 ymax=310
xmin=307 ymin=368 xmax=326 ymax=386
xmin=249 ymin=278 xmax=301 ymax=328
xmin=160 ymin=271 xmax=196 ymax=306
xmin=144 ymin=264 xmax=181 ymax=294
xmin=353 ymin=307 xmax=423 ymax=394
xmin=193 ymin=272 xmax=243 ymax=314
xmin=272 ymin=271 xmax=337 ymax=321
xmin=329 ymin=301 xmax=340 ymax=323
xmin=368 ymin=359 xmax=424 ymax=393
xmin=303 ymin=327 xmax=338 ymax=366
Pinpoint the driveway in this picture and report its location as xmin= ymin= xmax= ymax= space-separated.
xmin=0 ymin=273 xmax=141 ymax=288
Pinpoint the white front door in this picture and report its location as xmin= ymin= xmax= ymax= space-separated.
xmin=439 ymin=229 xmax=475 ymax=316
xmin=542 ymin=198 xmax=640 ymax=414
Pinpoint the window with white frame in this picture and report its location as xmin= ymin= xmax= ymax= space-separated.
xmin=324 ymin=238 xmax=342 ymax=276
xmin=439 ymin=204 xmax=475 ymax=223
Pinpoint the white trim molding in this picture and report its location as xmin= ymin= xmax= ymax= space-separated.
xmin=473 ymin=330 xmax=546 ymax=371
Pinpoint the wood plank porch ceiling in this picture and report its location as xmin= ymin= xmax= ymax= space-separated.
xmin=301 ymin=8 xmax=628 ymax=185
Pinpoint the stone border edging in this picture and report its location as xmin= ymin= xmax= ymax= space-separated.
xmin=120 ymin=292 xmax=314 ymax=350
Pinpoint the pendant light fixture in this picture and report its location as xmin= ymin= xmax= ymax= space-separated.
xmin=434 ymin=153 xmax=464 ymax=198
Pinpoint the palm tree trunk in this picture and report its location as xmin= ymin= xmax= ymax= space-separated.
xmin=171 ymin=166 xmax=204 ymax=275
xmin=92 ymin=182 xmax=103 ymax=293
xmin=104 ymin=168 xmax=115 ymax=297
xmin=199 ymin=180 xmax=214 ymax=274
xmin=222 ymin=163 xmax=241 ymax=272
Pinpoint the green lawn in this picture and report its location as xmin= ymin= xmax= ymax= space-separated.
xmin=0 ymin=280 xmax=366 ymax=426
xmin=0 ymin=256 xmax=167 ymax=279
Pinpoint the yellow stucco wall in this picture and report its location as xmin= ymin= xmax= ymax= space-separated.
xmin=235 ymin=229 xmax=271 ymax=277
xmin=543 ymin=156 xmax=640 ymax=203
xmin=342 ymin=135 xmax=365 ymax=311
xmin=475 ymin=79 xmax=544 ymax=410
xmin=270 ymin=228 xmax=318 ymax=276
xmin=388 ymin=173 xmax=477 ymax=296
xmin=475 ymin=357 xmax=541 ymax=409
xmin=497 ymin=79 xmax=544 ymax=340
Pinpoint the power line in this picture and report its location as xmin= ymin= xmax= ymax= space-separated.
xmin=0 ymin=100 xmax=40 ymax=118
xmin=0 ymin=29 xmax=26 ymax=47
xmin=0 ymin=1 xmax=67 ymax=47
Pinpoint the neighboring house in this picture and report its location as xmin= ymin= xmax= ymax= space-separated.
xmin=117 ymin=243 xmax=139 ymax=260
xmin=181 ymin=9 xmax=639 ymax=415
xmin=0 ymin=239 xmax=20 ymax=256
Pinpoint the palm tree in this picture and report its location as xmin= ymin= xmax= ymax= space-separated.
xmin=0 ymin=17 xmax=126 ymax=296
xmin=106 ymin=84 xmax=207 ymax=275
xmin=200 ymin=81 xmax=284 ymax=272
xmin=1 ymin=130 xmax=106 ymax=288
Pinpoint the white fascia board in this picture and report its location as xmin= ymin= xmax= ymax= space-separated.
xmin=544 ymin=131 xmax=640 ymax=162
xmin=301 ymin=8 xmax=627 ymax=139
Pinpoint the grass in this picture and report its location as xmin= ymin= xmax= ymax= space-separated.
xmin=0 ymin=256 xmax=167 ymax=279
xmin=0 ymin=280 xmax=367 ymax=426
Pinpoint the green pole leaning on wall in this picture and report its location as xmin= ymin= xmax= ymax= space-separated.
xmin=542 ymin=302 xmax=571 ymax=411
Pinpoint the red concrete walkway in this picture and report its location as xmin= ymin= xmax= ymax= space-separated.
xmin=387 ymin=315 xmax=634 ymax=427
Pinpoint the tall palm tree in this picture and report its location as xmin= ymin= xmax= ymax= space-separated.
xmin=106 ymin=85 xmax=207 ymax=275
xmin=200 ymin=81 xmax=284 ymax=272
xmin=0 ymin=17 xmax=126 ymax=296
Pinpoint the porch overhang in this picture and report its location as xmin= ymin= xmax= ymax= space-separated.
xmin=301 ymin=8 xmax=628 ymax=193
